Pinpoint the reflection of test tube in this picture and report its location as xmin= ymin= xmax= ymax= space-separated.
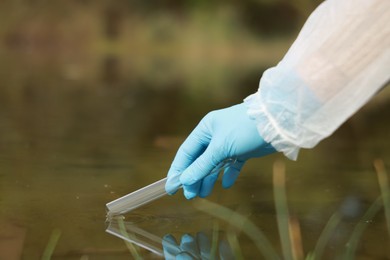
xmin=106 ymin=216 xmax=165 ymax=256
xmin=106 ymin=159 xmax=235 ymax=217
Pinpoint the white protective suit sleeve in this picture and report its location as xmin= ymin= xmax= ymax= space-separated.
xmin=244 ymin=0 xmax=390 ymax=160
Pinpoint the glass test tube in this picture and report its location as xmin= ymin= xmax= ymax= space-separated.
xmin=106 ymin=159 xmax=235 ymax=217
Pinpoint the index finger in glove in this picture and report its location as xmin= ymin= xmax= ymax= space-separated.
xmin=165 ymin=120 xmax=211 ymax=195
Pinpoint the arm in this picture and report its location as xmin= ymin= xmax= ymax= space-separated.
xmin=245 ymin=0 xmax=390 ymax=160
xmin=166 ymin=0 xmax=390 ymax=198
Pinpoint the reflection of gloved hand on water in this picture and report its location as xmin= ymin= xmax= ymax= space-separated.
xmin=162 ymin=232 xmax=233 ymax=260
xmin=165 ymin=103 xmax=276 ymax=199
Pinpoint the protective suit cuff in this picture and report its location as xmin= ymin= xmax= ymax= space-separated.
xmin=243 ymin=93 xmax=300 ymax=160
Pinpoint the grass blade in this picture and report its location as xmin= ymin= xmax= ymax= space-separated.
xmin=273 ymin=160 xmax=294 ymax=260
xmin=373 ymin=159 xmax=390 ymax=237
xmin=117 ymin=217 xmax=142 ymax=260
xmin=309 ymin=212 xmax=341 ymax=260
xmin=41 ymin=229 xmax=61 ymax=260
xmin=193 ymin=199 xmax=280 ymax=260
xmin=343 ymin=197 xmax=382 ymax=259
xmin=210 ymin=220 xmax=219 ymax=260
xmin=226 ymin=230 xmax=244 ymax=260
xmin=288 ymin=216 xmax=304 ymax=260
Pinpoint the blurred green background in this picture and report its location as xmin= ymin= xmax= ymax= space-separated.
xmin=0 ymin=0 xmax=330 ymax=164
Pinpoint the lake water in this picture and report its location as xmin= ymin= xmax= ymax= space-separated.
xmin=0 ymin=50 xmax=389 ymax=259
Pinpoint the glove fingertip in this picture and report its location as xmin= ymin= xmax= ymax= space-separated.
xmin=162 ymin=234 xmax=176 ymax=244
xmin=184 ymin=189 xmax=197 ymax=200
xmin=222 ymin=168 xmax=241 ymax=189
xmin=222 ymin=180 xmax=235 ymax=189
xmin=165 ymin=188 xmax=177 ymax=196
xmin=165 ymin=178 xmax=180 ymax=195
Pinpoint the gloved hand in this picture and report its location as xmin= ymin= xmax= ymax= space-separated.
xmin=165 ymin=103 xmax=276 ymax=199
xmin=162 ymin=232 xmax=233 ymax=260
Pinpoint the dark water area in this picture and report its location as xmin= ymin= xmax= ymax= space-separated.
xmin=0 ymin=46 xmax=389 ymax=260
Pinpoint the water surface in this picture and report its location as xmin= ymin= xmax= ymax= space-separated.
xmin=0 ymin=49 xmax=389 ymax=259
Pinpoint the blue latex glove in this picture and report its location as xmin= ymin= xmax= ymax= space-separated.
xmin=162 ymin=233 xmax=208 ymax=260
xmin=162 ymin=232 xmax=234 ymax=260
xmin=165 ymin=103 xmax=276 ymax=199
